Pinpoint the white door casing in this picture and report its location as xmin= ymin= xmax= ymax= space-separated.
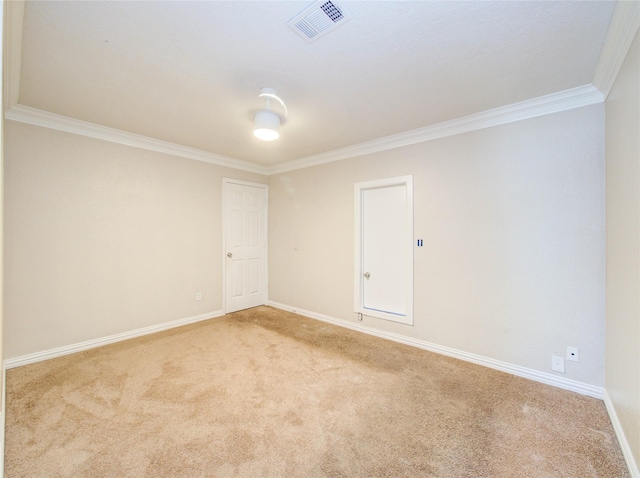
xmin=223 ymin=179 xmax=268 ymax=313
xmin=354 ymin=176 xmax=413 ymax=325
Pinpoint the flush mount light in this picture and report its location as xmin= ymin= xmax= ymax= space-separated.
xmin=253 ymin=88 xmax=287 ymax=141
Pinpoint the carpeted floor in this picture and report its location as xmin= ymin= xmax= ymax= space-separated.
xmin=4 ymin=306 xmax=629 ymax=477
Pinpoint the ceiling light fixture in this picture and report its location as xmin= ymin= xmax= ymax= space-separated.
xmin=253 ymin=88 xmax=287 ymax=141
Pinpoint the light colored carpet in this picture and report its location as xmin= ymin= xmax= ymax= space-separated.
xmin=5 ymin=306 xmax=629 ymax=477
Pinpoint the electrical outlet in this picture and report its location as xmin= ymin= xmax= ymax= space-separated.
xmin=195 ymin=292 xmax=202 ymax=301
xmin=566 ymin=346 xmax=579 ymax=362
xmin=551 ymin=355 xmax=565 ymax=373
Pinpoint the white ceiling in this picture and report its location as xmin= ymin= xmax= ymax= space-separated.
xmin=16 ymin=1 xmax=615 ymax=167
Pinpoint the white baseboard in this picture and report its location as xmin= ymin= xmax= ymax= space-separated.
xmin=267 ymin=301 xmax=604 ymax=399
xmin=604 ymin=390 xmax=640 ymax=478
xmin=3 ymin=310 xmax=224 ymax=369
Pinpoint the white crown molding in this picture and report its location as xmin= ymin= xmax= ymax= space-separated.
xmin=593 ymin=0 xmax=640 ymax=100
xmin=3 ymin=309 xmax=223 ymax=369
xmin=3 ymin=0 xmax=25 ymax=111
xmin=268 ymin=301 xmax=604 ymax=399
xmin=269 ymin=84 xmax=604 ymax=175
xmin=5 ymin=104 xmax=270 ymax=175
xmin=603 ymin=390 xmax=640 ymax=477
xmin=6 ymin=84 xmax=603 ymax=177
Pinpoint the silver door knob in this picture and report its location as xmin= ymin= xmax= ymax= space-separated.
xmin=227 ymin=252 xmax=233 ymax=258
xmin=364 ymin=272 xmax=370 ymax=279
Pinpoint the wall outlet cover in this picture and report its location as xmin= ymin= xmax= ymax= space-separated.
xmin=551 ymin=355 xmax=565 ymax=373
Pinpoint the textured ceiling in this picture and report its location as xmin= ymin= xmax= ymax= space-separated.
xmin=17 ymin=1 xmax=615 ymax=166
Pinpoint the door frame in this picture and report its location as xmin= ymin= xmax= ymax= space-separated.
xmin=222 ymin=178 xmax=269 ymax=314
xmin=354 ymin=175 xmax=413 ymax=324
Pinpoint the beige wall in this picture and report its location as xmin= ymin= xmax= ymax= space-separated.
xmin=5 ymin=102 xmax=608 ymax=388
xmin=0 ymin=0 xmax=4 ymax=432
xmin=3 ymin=121 xmax=266 ymax=359
xmin=270 ymin=104 xmax=606 ymax=386
xmin=605 ymin=30 xmax=640 ymax=471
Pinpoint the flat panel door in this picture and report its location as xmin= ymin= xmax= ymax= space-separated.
xmin=355 ymin=176 xmax=413 ymax=325
xmin=362 ymin=185 xmax=407 ymax=315
xmin=224 ymin=181 xmax=267 ymax=313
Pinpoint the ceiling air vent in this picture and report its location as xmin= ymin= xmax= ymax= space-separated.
xmin=287 ymin=0 xmax=352 ymax=43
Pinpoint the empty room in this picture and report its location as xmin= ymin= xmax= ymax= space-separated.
xmin=1 ymin=0 xmax=639 ymax=476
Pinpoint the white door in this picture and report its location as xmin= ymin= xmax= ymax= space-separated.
xmin=224 ymin=180 xmax=268 ymax=313
xmin=355 ymin=176 xmax=413 ymax=325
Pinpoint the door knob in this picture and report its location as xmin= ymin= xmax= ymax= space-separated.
xmin=227 ymin=252 xmax=233 ymax=258
xmin=364 ymin=272 xmax=370 ymax=279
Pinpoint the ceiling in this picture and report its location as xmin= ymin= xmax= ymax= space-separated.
xmin=14 ymin=1 xmax=615 ymax=167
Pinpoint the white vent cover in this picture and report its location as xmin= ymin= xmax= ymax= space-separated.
xmin=287 ymin=0 xmax=352 ymax=43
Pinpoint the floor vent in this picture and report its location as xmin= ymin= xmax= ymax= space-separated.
xmin=287 ymin=0 xmax=352 ymax=43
